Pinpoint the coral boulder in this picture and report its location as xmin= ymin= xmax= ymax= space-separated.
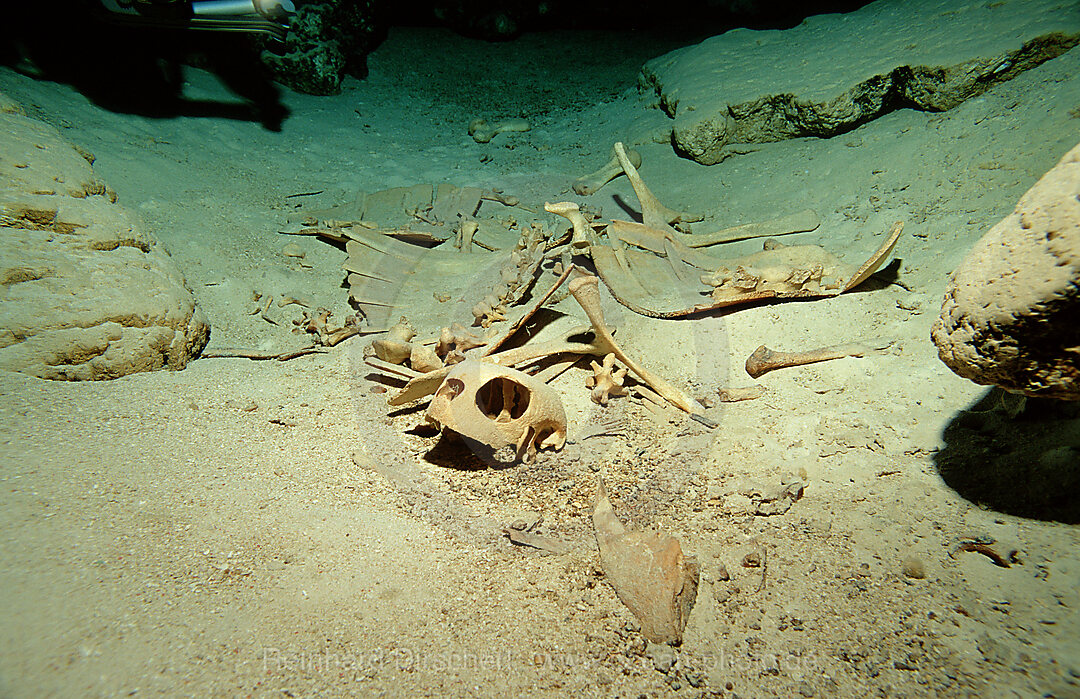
xmin=932 ymin=142 xmax=1080 ymax=399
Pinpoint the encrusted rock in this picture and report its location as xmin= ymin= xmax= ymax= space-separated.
xmin=261 ymin=0 xmax=380 ymax=95
xmin=0 ymin=96 xmax=209 ymax=380
xmin=932 ymin=142 xmax=1080 ymax=399
xmin=640 ymin=0 xmax=1080 ymax=164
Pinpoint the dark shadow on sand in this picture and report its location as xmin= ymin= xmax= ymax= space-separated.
xmin=934 ymin=389 xmax=1080 ymax=524
xmin=1 ymin=1 xmax=288 ymax=131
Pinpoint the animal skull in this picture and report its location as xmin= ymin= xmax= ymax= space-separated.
xmin=425 ymin=360 xmax=567 ymax=460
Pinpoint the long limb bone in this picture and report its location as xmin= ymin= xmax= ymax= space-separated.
xmin=568 ymin=275 xmax=701 ymax=416
xmin=613 ymin=142 xmax=702 ymax=229
xmin=490 ymin=333 xmax=609 ymax=368
xmin=573 ymin=146 xmax=642 ymax=196
xmin=201 ymin=346 xmax=326 ymax=361
xmin=745 ymin=340 xmax=893 ymax=379
xmin=469 ymin=118 xmax=530 ymax=143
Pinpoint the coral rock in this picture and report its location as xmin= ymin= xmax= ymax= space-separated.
xmin=932 ymin=142 xmax=1080 ymax=399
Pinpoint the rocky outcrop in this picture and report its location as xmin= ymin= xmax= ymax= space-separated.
xmin=639 ymin=0 xmax=1080 ymax=164
xmin=932 ymin=142 xmax=1080 ymax=400
xmin=0 ymin=95 xmax=209 ymax=381
xmin=261 ymin=0 xmax=381 ymax=95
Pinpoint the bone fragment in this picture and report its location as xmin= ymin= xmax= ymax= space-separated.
xmin=372 ymin=341 xmax=411 ymax=365
xmin=277 ymin=294 xmax=312 ymax=308
xmin=365 ymin=356 xmax=422 ymax=379
xmin=469 ymin=118 xmax=531 ymax=144
xmin=456 ymin=220 xmax=478 ymax=252
xmin=294 ymin=307 xmax=329 ymax=339
xmin=545 ymin=201 xmax=592 ymax=249
xmin=481 ymin=189 xmax=520 ymax=206
xmin=586 ymin=353 xmax=628 ymax=405
xmin=630 ymin=383 xmax=666 ymax=407
xmin=371 ymin=316 xmax=416 ymax=364
xmin=282 ymin=242 xmax=305 ymax=258
xmin=613 ymin=142 xmax=702 ymax=228
xmin=504 ymin=528 xmax=571 ymax=555
xmin=569 ymin=275 xmax=701 ymax=416
xmin=717 ymin=385 xmax=767 ymax=402
xmin=410 ymin=344 xmax=444 ymax=373
xmin=530 ymin=354 xmax=585 ymax=384
xmin=472 ymin=294 xmax=507 ymax=328
xmin=254 ymin=294 xmax=273 ymax=317
xmin=745 ymin=340 xmax=892 ymax=379
xmin=323 ymin=325 xmax=362 ymax=347
xmin=388 ymin=366 xmax=452 ymax=405
xmin=573 ymin=146 xmax=642 ymax=196
xmin=593 ymin=478 xmax=699 ymax=645
xmin=437 ymin=323 xmax=487 ymax=357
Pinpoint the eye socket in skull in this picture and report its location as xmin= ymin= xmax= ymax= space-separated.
xmin=444 ymin=377 xmax=466 ymax=399
xmin=475 ymin=376 xmax=531 ymax=422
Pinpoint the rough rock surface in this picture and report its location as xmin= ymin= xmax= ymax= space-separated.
xmin=640 ymin=0 xmax=1080 ymax=164
xmin=0 ymin=96 xmax=209 ymax=380
xmin=932 ymin=142 xmax=1080 ymax=400
xmin=261 ymin=0 xmax=380 ymax=96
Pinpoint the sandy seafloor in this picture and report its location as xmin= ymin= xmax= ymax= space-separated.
xmin=1 ymin=22 xmax=1080 ymax=699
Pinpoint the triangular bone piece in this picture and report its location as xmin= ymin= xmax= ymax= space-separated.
xmin=593 ymin=478 xmax=699 ymax=645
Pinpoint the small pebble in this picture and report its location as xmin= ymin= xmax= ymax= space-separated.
xmin=282 ymin=242 xmax=305 ymax=258
xmin=646 ymin=641 xmax=677 ymax=673
xmin=902 ymin=555 xmax=927 ymax=580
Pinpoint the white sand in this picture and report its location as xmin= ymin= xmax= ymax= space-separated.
xmin=1 ymin=24 xmax=1078 ymax=698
